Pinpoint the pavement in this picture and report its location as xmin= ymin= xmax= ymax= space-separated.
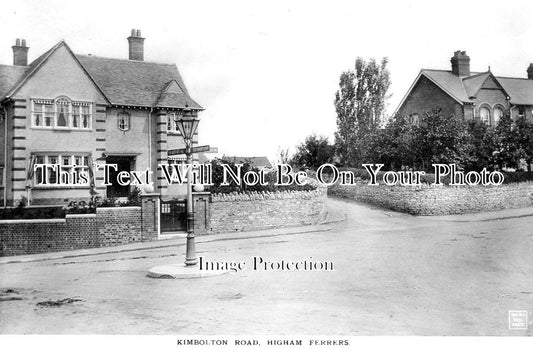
xmin=1 ymin=197 xmax=532 ymax=335
xmin=0 ymin=203 xmax=345 ymax=265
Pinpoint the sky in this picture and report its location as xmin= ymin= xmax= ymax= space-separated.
xmin=1 ymin=0 xmax=533 ymax=162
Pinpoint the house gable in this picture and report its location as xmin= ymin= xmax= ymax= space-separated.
xmin=396 ymin=74 xmax=463 ymax=119
xmin=12 ymin=42 xmax=108 ymax=105
xmin=474 ymin=74 xmax=509 ymax=110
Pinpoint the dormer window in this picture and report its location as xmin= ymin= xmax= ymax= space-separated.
xmin=31 ymin=97 xmax=92 ymax=130
xmin=117 ymin=111 xmax=130 ymax=131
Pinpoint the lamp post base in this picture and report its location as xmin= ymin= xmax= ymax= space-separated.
xmin=147 ymin=264 xmax=229 ymax=279
xmin=184 ymin=233 xmax=197 ymax=266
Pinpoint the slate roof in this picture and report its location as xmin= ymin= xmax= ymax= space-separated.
xmin=0 ymin=40 xmax=202 ymax=110
xmin=77 ymin=55 xmax=202 ymax=109
xmin=416 ymin=69 xmax=533 ymax=106
xmin=0 ymin=64 xmax=27 ymax=99
xmin=421 ymin=69 xmax=472 ymax=103
xmin=496 ymin=77 xmax=533 ymax=105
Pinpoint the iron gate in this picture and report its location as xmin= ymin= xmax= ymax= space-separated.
xmin=160 ymin=199 xmax=187 ymax=233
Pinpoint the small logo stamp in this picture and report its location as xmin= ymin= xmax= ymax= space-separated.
xmin=509 ymin=310 xmax=528 ymax=330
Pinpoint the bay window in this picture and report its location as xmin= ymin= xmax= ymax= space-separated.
xmin=34 ymin=154 xmax=90 ymax=186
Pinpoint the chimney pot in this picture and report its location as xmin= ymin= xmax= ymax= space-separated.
xmin=451 ymin=50 xmax=470 ymax=76
xmin=12 ymin=38 xmax=29 ymax=66
xmin=527 ymin=63 xmax=533 ymax=80
xmin=127 ymin=29 xmax=145 ymax=61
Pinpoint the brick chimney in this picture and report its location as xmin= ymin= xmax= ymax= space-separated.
xmin=527 ymin=63 xmax=533 ymax=79
xmin=12 ymin=39 xmax=29 ymax=66
xmin=451 ymin=50 xmax=470 ymax=76
xmin=127 ymin=29 xmax=144 ymax=61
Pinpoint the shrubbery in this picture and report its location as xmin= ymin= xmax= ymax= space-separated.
xmin=0 ymin=187 xmax=142 ymax=220
xmin=208 ymin=158 xmax=316 ymax=194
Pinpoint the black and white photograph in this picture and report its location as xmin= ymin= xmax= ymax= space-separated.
xmin=0 ymin=0 xmax=532 ymax=354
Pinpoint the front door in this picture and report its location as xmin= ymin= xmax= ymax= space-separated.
xmin=106 ymin=157 xmax=132 ymax=198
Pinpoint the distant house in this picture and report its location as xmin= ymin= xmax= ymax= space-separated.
xmin=395 ymin=50 xmax=533 ymax=125
xmin=0 ymin=30 xmax=203 ymax=206
xmin=222 ymin=156 xmax=272 ymax=170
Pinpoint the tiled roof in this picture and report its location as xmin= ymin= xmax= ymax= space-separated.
xmin=0 ymin=40 xmax=202 ymax=110
xmin=496 ymin=77 xmax=533 ymax=105
xmin=0 ymin=65 xmax=27 ymax=99
xmin=76 ymin=55 xmax=202 ymax=109
xmin=462 ymin=72 xmax=490 ymax=98
xmin=421 ymin=69 xmax=472 ymax=103
xmin=420 ymin=69 xmax=533 ymax=105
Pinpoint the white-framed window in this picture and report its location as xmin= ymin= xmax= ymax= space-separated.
xmin=493 ymin=106 xmax=504 ymax=126
xmin=31 ymin=98 xmax=92 ymax=130
xmin=479 ymin=106 xmax=491 ymax=125
xmin=34 ymin=154 xmax=90 ymax=186
xmin=167 ymin=112 xmax=182 ymax=135
xmin=117 ymin=111 xmax=130 ymax=131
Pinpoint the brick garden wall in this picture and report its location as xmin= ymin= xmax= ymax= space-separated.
xmin=329 ymin=182 xmax=533 ymax=215
xmin=206 ymin=188 xmax=328 ymax=233
xmin=0 ymin=200 xmax=159 ymax=257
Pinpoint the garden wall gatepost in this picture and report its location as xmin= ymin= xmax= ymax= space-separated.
xmin=141 ymin=193 xmax=160 ymax=240
xmin=193 ymin=192 xmax=210 ymax=235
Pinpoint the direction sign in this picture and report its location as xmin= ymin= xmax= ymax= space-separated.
xmin=168 ymin=145 xmax=211 ymax=156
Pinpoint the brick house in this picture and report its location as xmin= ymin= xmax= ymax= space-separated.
xmin=0 ymin=30 xmax=202 ymax=206
xmin=395 ymin=50 xmax=533 ymax=126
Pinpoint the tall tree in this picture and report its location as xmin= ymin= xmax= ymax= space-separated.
xmin=334 ymin=57 xmax=391 ymax=166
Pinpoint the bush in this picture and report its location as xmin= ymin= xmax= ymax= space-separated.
xmin=208 ymin=158 xmax=316 ymax=194
xmin=0 ymin=206 xmax=66 ymax=220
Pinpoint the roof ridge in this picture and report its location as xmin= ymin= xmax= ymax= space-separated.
xmin=496 ymin=75 xmax=531 ymax=81
xmin=75 ymin=53 xmax=176 ymax=66
xmin=462 ymin=71 xmax=490 ymax=81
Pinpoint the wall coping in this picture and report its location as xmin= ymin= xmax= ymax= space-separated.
xmin=0 ymin=218 xmax=66 ymax=224
xmin=96 ymin=206 xmax=142 ymax=211
xmin=210 ymin=188 xmax=324 ymax=202
xmin=66 ymin=213 xmax=97 ymax=219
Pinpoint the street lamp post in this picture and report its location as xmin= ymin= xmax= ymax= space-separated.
xmin=174 ymin=109 xmax=200 ymax=266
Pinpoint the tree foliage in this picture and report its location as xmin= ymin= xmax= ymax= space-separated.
xmin=290 ymin=134 xmax=334 ymax=169
xmin=334 ymin=57 xmax=391 ymax=166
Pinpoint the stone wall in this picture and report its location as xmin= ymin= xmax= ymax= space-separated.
xmin=206 ymin=188 xmax=327 ymax=233
xmin=329 ymin=182 xmax=533 ymax=215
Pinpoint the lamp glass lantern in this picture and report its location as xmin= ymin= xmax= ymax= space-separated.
xmin=174 ymin=112 xmax=199 ymax=142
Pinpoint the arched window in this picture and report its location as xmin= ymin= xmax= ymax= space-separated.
xmin=55 ymin=97 xmax=71 ymax=127
xmin=117 ymin=111 xmax=130 ymax=131
xmin=479 ymin=106 xmax=491 ymax=125
xmin=493 ymin=106 xmax=504 ymax=126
